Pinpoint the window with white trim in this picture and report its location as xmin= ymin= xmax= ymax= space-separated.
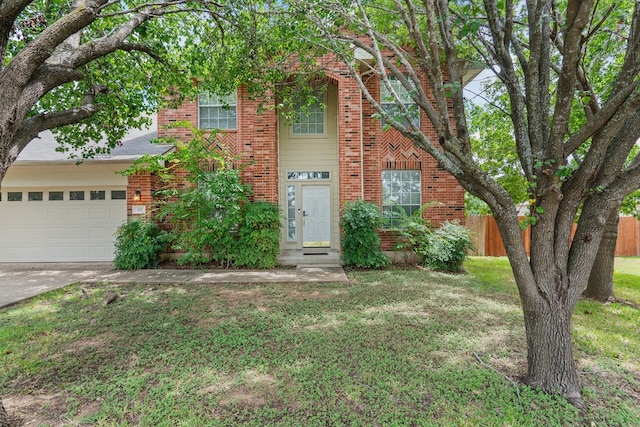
xmin=111 ymin=190 xmax=126 ymax=200
xmin=380 ymin=77 xmax=420 ymax=127
xmin=8 ymin=192 xmax=22 ymax=201
xmin=287 ymin=185 xmax=296 ymax=241
xmin=382 ymin=170 xmax=421 ymax=227
xmin=293 ymin=90 xmax=325 ymax=135
xmin=198 ymin=88 xmax=237 ymax=130
xmin=49 ymin=191 xmax=64 ymax=201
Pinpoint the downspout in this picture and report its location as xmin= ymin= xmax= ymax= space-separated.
xmin=360 ymin=85 xmax=365 ymax=200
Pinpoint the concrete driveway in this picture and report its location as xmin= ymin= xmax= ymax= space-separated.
xmin=0 ymin=263 xmax=113 ymax=308
xmin=0 ymin=263 xmax=348 ymax=309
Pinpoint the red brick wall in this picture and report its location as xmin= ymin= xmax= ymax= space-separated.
xmin=334 ymin=70 xmax=365 ymax=205
xmin=126 ymin=171 xmax=154 ymax=218
xmin=150 ymin=59 xmax=465 ymax=252
xmin=157 ymin=99 xmax=198 ymax=139
xmin=237 ymin=87 xmax=278 ymax=202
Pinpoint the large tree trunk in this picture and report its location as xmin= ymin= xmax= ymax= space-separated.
xmin=583 ymin=207 xmax=620 ymax=301
xmin=523 ymin=303 xmax=582 ymax=407
xmin=494 ymin=206 xmax=587 ymax=407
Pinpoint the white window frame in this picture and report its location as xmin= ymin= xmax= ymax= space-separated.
xmin=380 ymin=76 xmax=420 ymax=128
xmin=287 ymin=185 xmax=297 ymax=242
xmin=292 ymin=89 xmax=326 ymax=136
xmin=381 ymin=170 xmax=422 ymax=228
xmin=198 ymin=88 xmax=237 ymax=130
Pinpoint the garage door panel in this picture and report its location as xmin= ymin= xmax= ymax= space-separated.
xmin=89 ymin=208 xmax=109 ymax=220
xmin=68 ymin=209 xmax=89 ymax=221
xmin=67 ymin=246 xmax=88 ymax=258
xmin=0 ymin=188 xmax=126 ymax=262
xmin=14 ymin=246 xmax=46 ymax=260
xmin=47 ymin=227 xmax=67 ymax=239
xmin=21 ymin=208 xmax=48 ymax=221
xmin=68 ymin=226 xmax=90 ymax=239
xmin=89 ymin=227 xmax=112 ymax=239
xmin=88 ymin=246 xmax=110 ymax=258
xmin=4 ymin=228 xmax=24 ymax=239
xmin=45 ymin=246 xmax=67 ymax=258
xmin=47 ymin=208 xmax=68 ymax=221
xmin=22 ymin=227 xmax=47 ymax=239
xmin=111 ymin=209 xmax=127 ymax=221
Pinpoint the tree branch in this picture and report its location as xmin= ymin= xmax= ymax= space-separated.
xmin=1 ymin=0 xmax=106 ymax=88
xmin=11 ymin=85 xmax=108 ymax=155
xmin=98 ymin=0 xmax=222 ymax=17
xmin=482 ymin=0 xmax=534 ymax=179
xmin=584 ymin=3 xmax=615 ymax=42
xmin=564 ymin=84 xmax=640 ymax=155
xmin=119 ymin=42 xmax=165 ymax=63
xmin=0 ymin=0 xmax=37 ymax=67
xmin=547 ymin=1 xmax=593 ymax=159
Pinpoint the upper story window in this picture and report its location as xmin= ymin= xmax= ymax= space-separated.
xmin=380 ymin=76 xmax=420 ymax=128
xmin=198 ymin=88 xmax=237 ymax=130
xmin=292 ymin=90 xmax=325 ymax=135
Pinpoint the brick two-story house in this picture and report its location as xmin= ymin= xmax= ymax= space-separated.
xmin=132 ymin=58 xmax=470 ymax=258
xmin=0 ymin=54 xmax=472 ymax=263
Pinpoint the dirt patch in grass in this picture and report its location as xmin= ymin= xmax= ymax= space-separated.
xmin=63 ymin=334 xmax=112 ymax=355
xmin=578 ymin=357 xmax=640 ymax=405
xmin=217 ymin=370 xmax=280 ymax=410
xmin=220 ymin=387 xmax=269 ymax=408
xmin=3 ymin=393 xmax=68 ymax=427
xmin=218 ymin=287 xmax=266 ymax=309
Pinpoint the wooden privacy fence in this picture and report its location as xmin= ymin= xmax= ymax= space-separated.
xmin=466 ymin=215 xmax=640 ymax=257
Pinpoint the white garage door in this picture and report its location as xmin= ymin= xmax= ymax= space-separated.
xmin=0 ymin=188 xmax=127 ymax=262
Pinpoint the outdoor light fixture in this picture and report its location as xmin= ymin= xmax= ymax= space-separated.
xmin=133 ymin=189 xmax=142 ymax=202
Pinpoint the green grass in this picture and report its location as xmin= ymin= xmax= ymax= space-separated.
xmin=1 ymin=258 xmax=638 ymax=426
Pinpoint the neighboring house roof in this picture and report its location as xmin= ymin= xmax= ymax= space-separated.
xmin=15 ymin=116 xmax=174 ymax=164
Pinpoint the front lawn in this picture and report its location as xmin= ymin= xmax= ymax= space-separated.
xmin=1 ymin=257 xmax=638 ymax=426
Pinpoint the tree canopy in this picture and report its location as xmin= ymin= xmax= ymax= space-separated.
xmin=0 ymin=0 xmax=311 ymax=183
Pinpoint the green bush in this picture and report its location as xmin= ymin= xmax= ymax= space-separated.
xmin=392 ymin=205 xmax=433 ymax=252
xmin=124 ymin=122 xmax=252 ymax=268
xmin=165 ymin=169 xmax=250 ymax=267
xmin=113 ymin=219 xmax=169 ymax=270
xmin=420 ymin=221 xmax=473 ymax=273
xmin=391 ymin=206 xmax=472 ymax=273
xmin=340 ymin=200 xmax=391 ymax=269
xmin=234 ymin=202 xmax=281 ymax=268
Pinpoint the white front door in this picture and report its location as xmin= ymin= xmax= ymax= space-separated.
xmin=302 ymin=186 xmax=330 ymax=247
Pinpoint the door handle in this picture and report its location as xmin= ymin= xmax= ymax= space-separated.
xmin=302 ymin=210 xmax=307 ymax=217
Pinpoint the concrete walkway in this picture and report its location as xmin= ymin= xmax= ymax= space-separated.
xmin=0 ymin=263 xmax=348 ymax=309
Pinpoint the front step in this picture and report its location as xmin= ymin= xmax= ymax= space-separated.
xmin=278 ymin=250 xmax=342 ymax=267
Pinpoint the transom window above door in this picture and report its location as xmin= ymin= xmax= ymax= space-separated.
xmin=287 ymin=171 xmax=330 ymax=180
xmin=292 ymin=89 xmax=326 ymax=135
xmin=198 ymin=87 xmax=237 ymax=130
